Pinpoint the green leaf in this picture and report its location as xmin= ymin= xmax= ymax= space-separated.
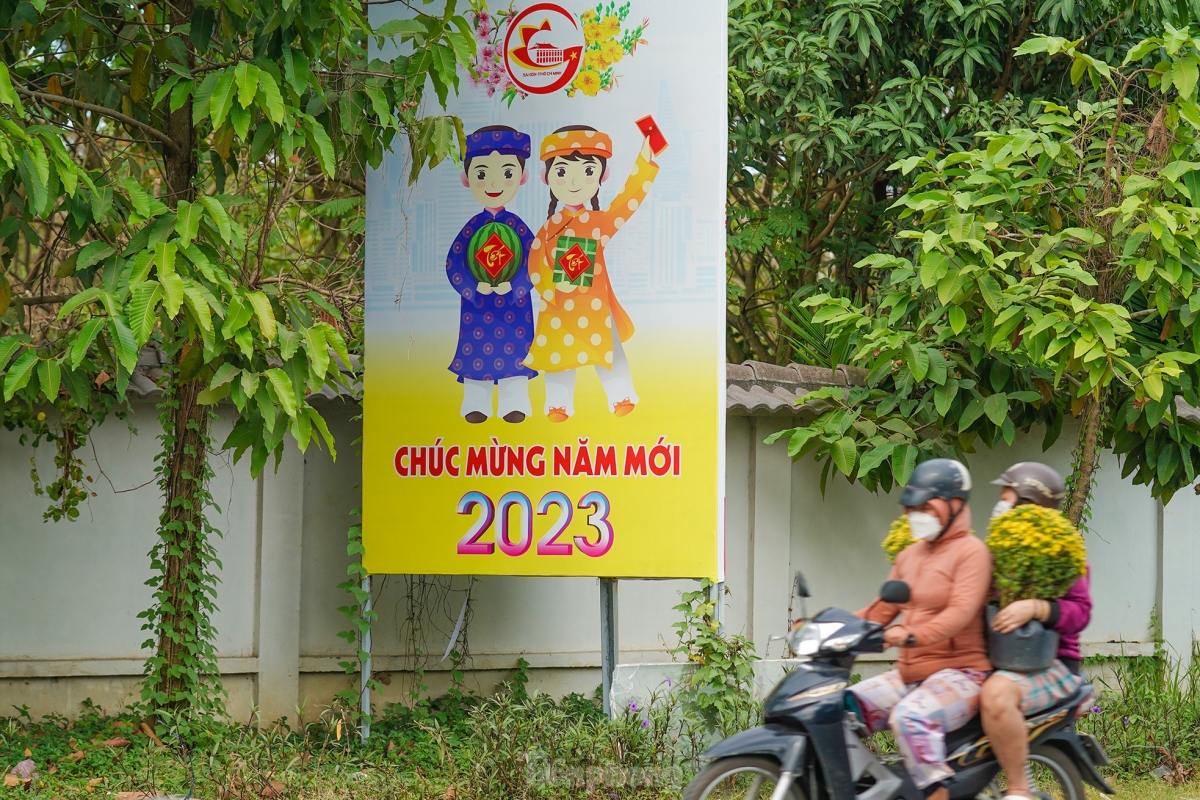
xmin=375 ymin=18 xmax=425 ymax=37
xmin=37 ymin=358 xmax=60 ymax=400
xmin=891 ymin=444 xmax=918 ymax=485
xmin=1174 ymin=54 xmax=1200 ymax=100
xmin=1144 ymin=372 xmax=1164 ymax=401
xmin=182 ymin=280 xmax=213 ymax=333
xmin=0 ymin=62 xmax=25 ymax=113
xmin=278 ymin=328 xmax=300 ymax=360
xmin=304 ymin=118 xmax=336 ymax=177
xmin=175 ymin=200 xmax=203 ymax=247
xmin=265 ymin=368 xmax=298 ymax=418
xmin=906 ymin=342 xmax=929 ymax=381
xmin=128 ymin=281 xmax=163 ymax=343
xmin=156 ymin=242 xmax=182 ymax=316
xmin=4 ymin=350 xmax=38 ymax=400
xmin=209 ymin=69 xmax=237 ymax=128
xmin=304 ymin=325 xmax=329 ymax=378
xmin=120 ymin=177 xmax=153 ymax=217
xmin=199 ymin=196 xmax=234 ymax=243
xmin=77 ymin=242 xmax=115 ymax=271
xmin=108 ymin=316 xmax=139 ymax=373
xmin=948 ymin=306 xmax=967 ymax=334
xmin=785 ymin=428 xmax=816 ymax=457
xmin=247 ymin=292 xmax=277 ymax=342
xmin=978 ymin=275 xmax=1002 ymax=312
xmin=69 ymin=319 xmax=104 ymax=367
xmin=234 ymin=61 xmax=259 ymax=108
xmin=831 ymin=436 xmax=857 ymax=476
xmin=193 ymin=71 xmax=221 ymax=123
xmin=983 ymin=392 xmax=1008 ymax=426
xmin=1123 ymin=37 xmax=1161 ymax=66
xmin=56 ymin=287 xmax=102 ymax=319
xmin=0 ymin=336 xmax=22 ymax=369
xmin=256 ymin=72 xmax=286 ymax=124
xmin=925 ymin=347 xmax=947 ymax=385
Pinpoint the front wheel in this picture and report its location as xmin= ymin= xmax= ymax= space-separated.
xmin=683 ymin=756 xmax=808 ymax=800
xmin=980 ymin=743 xmax=1087 ymax=800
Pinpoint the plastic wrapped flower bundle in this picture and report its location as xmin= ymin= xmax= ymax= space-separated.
xmin=882 ymin=515 xmax=915 ymax=562
xmin=987 ymin=505 xmax=1087 ymax=607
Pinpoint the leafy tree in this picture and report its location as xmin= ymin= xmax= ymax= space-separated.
xmin=727 ymin=0 xmax=1200 ymax=363
xmin=0 ymin=0 xmax=472 ymax=717
xmin=771 ymin=26 xmax=1200 ymax=523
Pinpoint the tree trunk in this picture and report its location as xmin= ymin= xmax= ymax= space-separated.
xmin=151 ymin=0 xmax=208 ymax=712
xmin=1064 ymin=393 xmax=1106 ymax=527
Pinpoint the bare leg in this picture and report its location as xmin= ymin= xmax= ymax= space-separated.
xmin=981 ymin=676 xmax=1031 ymax=798
xmin=927 ymin=789 xmax=948 ymax=800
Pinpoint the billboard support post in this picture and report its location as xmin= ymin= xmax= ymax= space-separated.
xmin=713 ymin=580 xmax=726 ymax=637
xmin=359 ymin=575 xmax=373 ymax=743
xmin=600 ymin=578 xmax=619 ymax=717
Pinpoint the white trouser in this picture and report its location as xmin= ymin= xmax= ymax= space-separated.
xmin=542 ymin=334 xmax=637 ymax=416
xmin=461 ymin=378 xmax=493 ymax=418
xmin=497 ymin=375 xmax=531 ymax=417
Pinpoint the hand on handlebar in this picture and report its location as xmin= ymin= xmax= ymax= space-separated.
xmin=883 ymin=626 xmax=910 ymax=648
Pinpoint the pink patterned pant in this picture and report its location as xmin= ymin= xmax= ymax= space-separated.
xmin=848 ymin=668 xmax=988 ymax=789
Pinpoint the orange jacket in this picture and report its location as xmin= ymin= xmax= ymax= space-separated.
xmin=860 ymin=505 xmax=992 ymax=683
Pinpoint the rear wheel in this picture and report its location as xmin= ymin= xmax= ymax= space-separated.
xmin=683 ymin=756 xmax=808 ymax=800
xmin=980 ymin=744 xmax=1087 ymax=800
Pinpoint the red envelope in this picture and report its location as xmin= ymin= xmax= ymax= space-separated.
xmin=635 ymin=115 xmax=668 ymax=156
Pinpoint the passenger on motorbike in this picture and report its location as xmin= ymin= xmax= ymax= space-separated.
xmin=848 ymin=458 xmax=993 ymax=800
xmin=981 ymin=462 xmax=1092 ymax=800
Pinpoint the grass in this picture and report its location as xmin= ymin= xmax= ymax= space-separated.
xmin=0 ymin=685 xmax=702 ymax=799
xmin=7 ymin=652 xmax=1200 ymax=799
xmin=1090 ymin=777 xmax=1200 ymax=799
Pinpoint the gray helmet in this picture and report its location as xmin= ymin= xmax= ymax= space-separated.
xmin=991 ymin=462 xmax=1065 ymax=510
xmin=899 ymin=458 xmax=972 ymax=507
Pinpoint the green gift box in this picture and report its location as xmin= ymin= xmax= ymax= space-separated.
xmin=552 ymin=236 xmax=598 ymax=288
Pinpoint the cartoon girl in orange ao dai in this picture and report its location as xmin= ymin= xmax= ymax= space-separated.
xmin=522 ymin=126 xmax=658 ymax=421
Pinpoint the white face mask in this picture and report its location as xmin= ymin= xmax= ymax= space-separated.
xmin=991 ymin=500 xmax=1014 ymax=519
xmin=908 ymin=511 xmax=943 ymax=541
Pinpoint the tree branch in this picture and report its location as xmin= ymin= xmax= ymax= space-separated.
xmin=805 ymin=188 xmax=855 ymax=254
xmin=993 ymin=2 xmax=1034 ymax=103
xmin=16 ymin=87 xmax=180 ymax=154
xmin=16 ymin=293 xmax=75 ymax=306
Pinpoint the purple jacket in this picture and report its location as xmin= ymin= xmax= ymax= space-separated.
xmin=1048 ymin=567 xmax=1091 ymax=661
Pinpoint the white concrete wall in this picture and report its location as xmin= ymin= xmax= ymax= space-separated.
xmin=0 ymin=404 xmax=1182 ymax=722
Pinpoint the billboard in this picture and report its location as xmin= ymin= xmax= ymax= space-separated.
xmin=364 ymin=1 xmax=726 ymax=578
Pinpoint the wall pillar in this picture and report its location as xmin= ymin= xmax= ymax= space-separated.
xmin=749 ymin=418 xmax=794 ymax=656
xmin=255 ymin=442 xmax=305 ymax=725
xmin=1160 ymin=492 xmax=1199 ymax=667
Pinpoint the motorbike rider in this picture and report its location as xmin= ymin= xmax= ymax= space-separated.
xmin=848 ymin=458 xmax=992 ymax=800
xmin=981 ymin=462 xmax=1092 ymax=800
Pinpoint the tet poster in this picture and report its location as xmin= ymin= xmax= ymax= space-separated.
xmin=364 ymin=1 xmax=726 ymax=579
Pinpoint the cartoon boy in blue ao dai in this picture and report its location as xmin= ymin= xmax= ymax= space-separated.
xmin=446 ymin=126 xmax=538 ymax=423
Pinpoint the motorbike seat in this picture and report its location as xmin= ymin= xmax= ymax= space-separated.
xmin=943 ymin=680 xmax=1093 ymax=755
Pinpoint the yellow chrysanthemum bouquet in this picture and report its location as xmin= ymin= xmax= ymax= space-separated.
xmin=882 ymin=516 xmax=915 ymax=563
xmin=986 ymin=505 xmax=1087 ymax=607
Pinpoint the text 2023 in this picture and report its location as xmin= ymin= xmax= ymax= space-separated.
xmin=457 ymin=491 xmax=613 ymax=557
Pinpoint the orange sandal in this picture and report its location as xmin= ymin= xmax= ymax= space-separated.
xmin=547 ymin=406 xmax=570 ymax=423
xmin=613 ymin=398 xmax=636 ymax=417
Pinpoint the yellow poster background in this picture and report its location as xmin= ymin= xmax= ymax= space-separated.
xmin=363 ymin=0 xmax=726 ymax=579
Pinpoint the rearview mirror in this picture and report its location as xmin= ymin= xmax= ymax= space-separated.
xmin=794 ymin=571 xmax=811 ymax=599
xmin=879 ymin=580 xmax=911 ymax=605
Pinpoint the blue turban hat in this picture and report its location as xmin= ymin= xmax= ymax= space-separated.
xmin=465 ymin=127 xmax=532 ymax=162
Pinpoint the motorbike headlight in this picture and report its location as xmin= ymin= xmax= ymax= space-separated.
xmin=787 ymin=622 xmax=844 ymax=657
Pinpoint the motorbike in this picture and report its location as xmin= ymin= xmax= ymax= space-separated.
xmin=683 ymin=574 xmax=1114 ymax=800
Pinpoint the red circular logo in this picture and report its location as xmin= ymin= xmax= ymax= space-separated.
xmin=503 ymin=3 xmax=584 ymax=95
